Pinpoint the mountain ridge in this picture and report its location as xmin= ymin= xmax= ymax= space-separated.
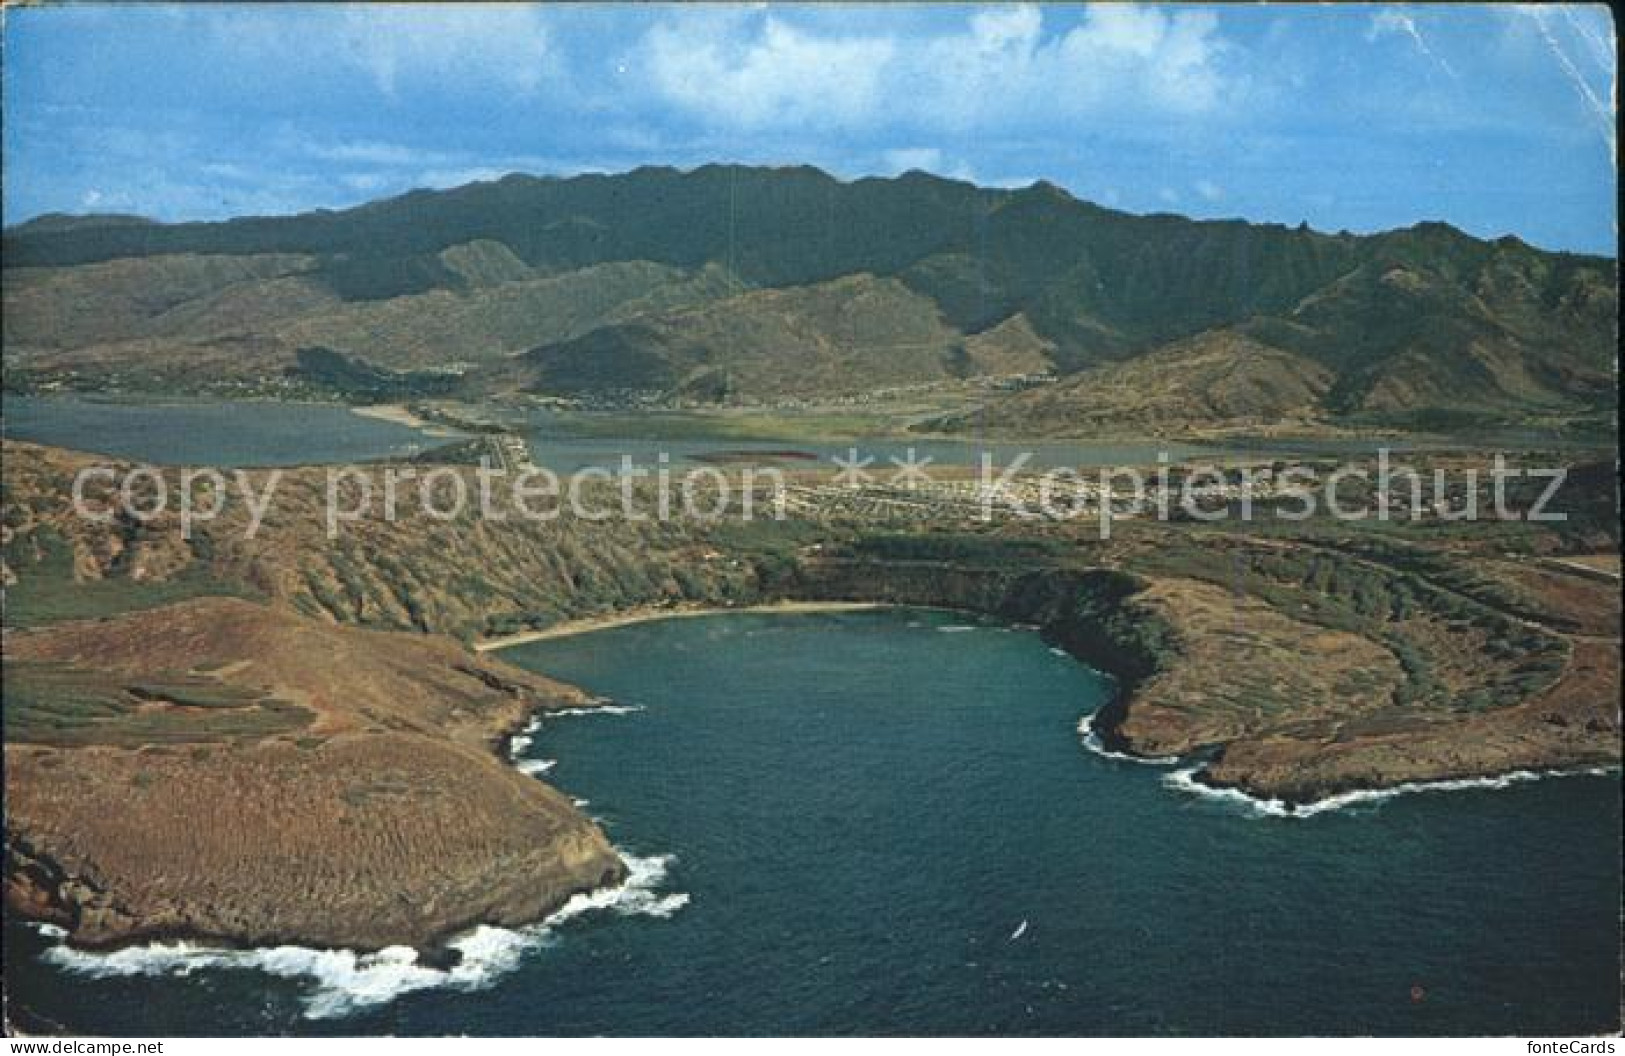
xmin=4 ymin=164 xmax=1615 ymax=433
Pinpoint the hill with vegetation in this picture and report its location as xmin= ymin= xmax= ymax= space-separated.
xmin=4 ymin=165 xmax=1615 ymax=432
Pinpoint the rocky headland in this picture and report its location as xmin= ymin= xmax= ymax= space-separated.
xmin=4 ymin=596 xmax=626 ymax=958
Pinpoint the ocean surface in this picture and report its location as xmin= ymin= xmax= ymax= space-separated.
xmin=4 ymin=609 xmax=1620 ymax=1035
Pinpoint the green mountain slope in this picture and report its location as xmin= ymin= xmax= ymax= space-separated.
xmin=3 ymin=165 xmax=1614 ymax=432
xmin=498 ymin=273 xmax=965 ymax=400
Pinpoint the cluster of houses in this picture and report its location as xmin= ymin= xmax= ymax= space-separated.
xmin=484 ymin=433 xmax=537 ymax=473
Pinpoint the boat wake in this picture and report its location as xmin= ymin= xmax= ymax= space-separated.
xmin=36 ymin=851 xmax=689 ymax=1020
xmin=1162 ymin=764 xmax=1620 ymax=818
xmin=1077 ymin=712 xmax=1180 ymax=766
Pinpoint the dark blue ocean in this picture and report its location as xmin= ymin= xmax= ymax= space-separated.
xmin=5 ymin=609 xmax=1619 ymax=1035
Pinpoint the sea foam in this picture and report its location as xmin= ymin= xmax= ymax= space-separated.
xmin=507 ymin=704 xmax=645 ymax=764
xmin=36 ymin=851 xmax=688 ymax=1020
xmin=1162 ymin=764 xmax=1619 ymax=818
xmin=1077 ymin=712 xmax=1180 ymax=766
xmin=548 ymin=703 xmax=645 ymax=717
xmin=506 ymin=714 xmax=543 ymax=758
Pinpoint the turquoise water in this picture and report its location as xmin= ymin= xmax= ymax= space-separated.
xmin=4 ymin=609 xmax=1619 ymax=1035
xmin=2 ymin=396 xmax=444 ymax=466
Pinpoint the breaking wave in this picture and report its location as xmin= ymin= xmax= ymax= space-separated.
xmin=508 ymin=704 xmax=644 ymax=760
xmin=516 ymin=757 xmax=557 ymax=776
xmin=36 ymin=852 xmax=689 ymax=1021
xmin=1162 ymin=764 xmax=1619 ymax=818
xmin=549 ymin=704 xmax=645 ymax=717
xmin=1077 ymin=712 xmax=1180 ymax=766
xmin=506 ymin=714 xmax=543 ymax=758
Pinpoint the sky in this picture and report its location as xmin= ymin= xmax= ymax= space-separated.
xmin=2 ymin=3 xmax=1616 ymax=254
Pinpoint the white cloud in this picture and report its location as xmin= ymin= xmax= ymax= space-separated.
xmin=415 ymin=166 xmax=514 ymax=190
xmin=293 ymin=138 xmax=462 ymax=168
xmin=1194 ymin=179 xmax=1223 ymax=202
xmin=1055 ymin=5 xmax=1230 ymax=112
xmin=639 ymin=4 xmax=1240 ymax=133
xmin=200 ymin=161 xmax=253 ymax=181
xmin=340 ymin=172 xmax=390 ymax=194
xmin=876 ymin=148 xmax=984 ymax=184
xmin=337 ymin=5 xmax=551 ymax=95
xmin=643 ymin=13 xmax=894 ymax=128
xmin=881 ymin=147 xmax=944 ymax=174
xmin=197 ymin=4 xmax=552 ymax=97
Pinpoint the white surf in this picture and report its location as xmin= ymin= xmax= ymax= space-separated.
xmin=36 ymin=851 xmax=689 ymax=1020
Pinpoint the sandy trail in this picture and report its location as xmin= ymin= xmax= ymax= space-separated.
xmin=475 ymin=601 xmax=883 ymax=650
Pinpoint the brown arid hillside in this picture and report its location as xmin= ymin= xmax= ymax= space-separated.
xmin=2 ymin=254 xmax=747 ymax=384
xmin=4 ymin=438 xmax=1618 ymax=814
xmin=278 ymin=260 xmax=747 ymax=373
xmin=4 ymin=594 xmax=624 ymax=955
xmin=963 ymin=330 xmax=1333 ymax=436
xmin=2 ymin=253 xmax=323 ymax=350
xmin=4 ymin=166 xmax=1613 ymax=431
xmin=958 ymin=312 xmax=1057 ymax=377
xmin=501 ymin=273 xmax=974 ymax=400
xmin=2 ymin=438 xmax=1618 ymax=954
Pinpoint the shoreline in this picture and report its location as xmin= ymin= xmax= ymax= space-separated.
xmin=475 ymin=600 xmax=884 ymax=651
xmin=350 ymin=402 xmax=430 ymax=429
xmin=350 ymin=403 xmax=462 ymax=438
xmin=1164 ymin=761 xmax=1621 ymax=817
xmin=11 ymin=586 xmax=1615 ymax=1009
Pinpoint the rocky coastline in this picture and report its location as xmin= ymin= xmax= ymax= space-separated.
xmin=3 ymin=598 xmax=630 ymax=962
xmin=3 ymin=440 xmax=1617 ymax=957
xmin=777 ymin=556 xmax=1620 ymax=808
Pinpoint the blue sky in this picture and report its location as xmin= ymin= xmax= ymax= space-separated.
xmin=3 ymin=3 xmax=1616 ymax=254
